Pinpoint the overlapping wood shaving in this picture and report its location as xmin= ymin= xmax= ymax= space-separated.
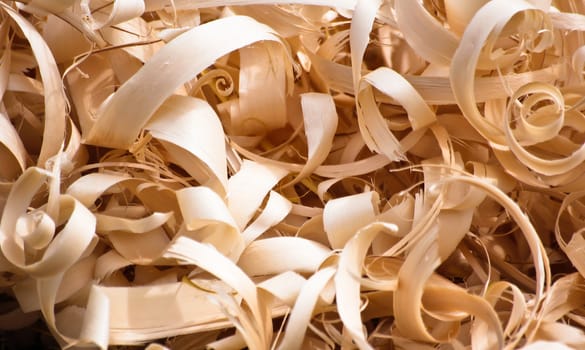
xmin=2 ymin=0 xmax=585 ymax=349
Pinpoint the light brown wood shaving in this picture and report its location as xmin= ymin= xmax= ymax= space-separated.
xmin=0 ymin=0 xmax=585 ymax=349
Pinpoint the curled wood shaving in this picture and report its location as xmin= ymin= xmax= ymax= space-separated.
xmin=0 ymin=0 xmax=584 ymax=349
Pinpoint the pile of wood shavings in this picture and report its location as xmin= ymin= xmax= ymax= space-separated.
xmin=1 ymin=0 xmax=585 ymax=349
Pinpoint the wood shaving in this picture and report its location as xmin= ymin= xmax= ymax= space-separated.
xmin=0 ymin=0 xmax=584 ymax=349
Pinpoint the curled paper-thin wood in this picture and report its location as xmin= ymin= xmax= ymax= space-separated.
xmin=1 ymin=0 xmax=585 ymax=349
